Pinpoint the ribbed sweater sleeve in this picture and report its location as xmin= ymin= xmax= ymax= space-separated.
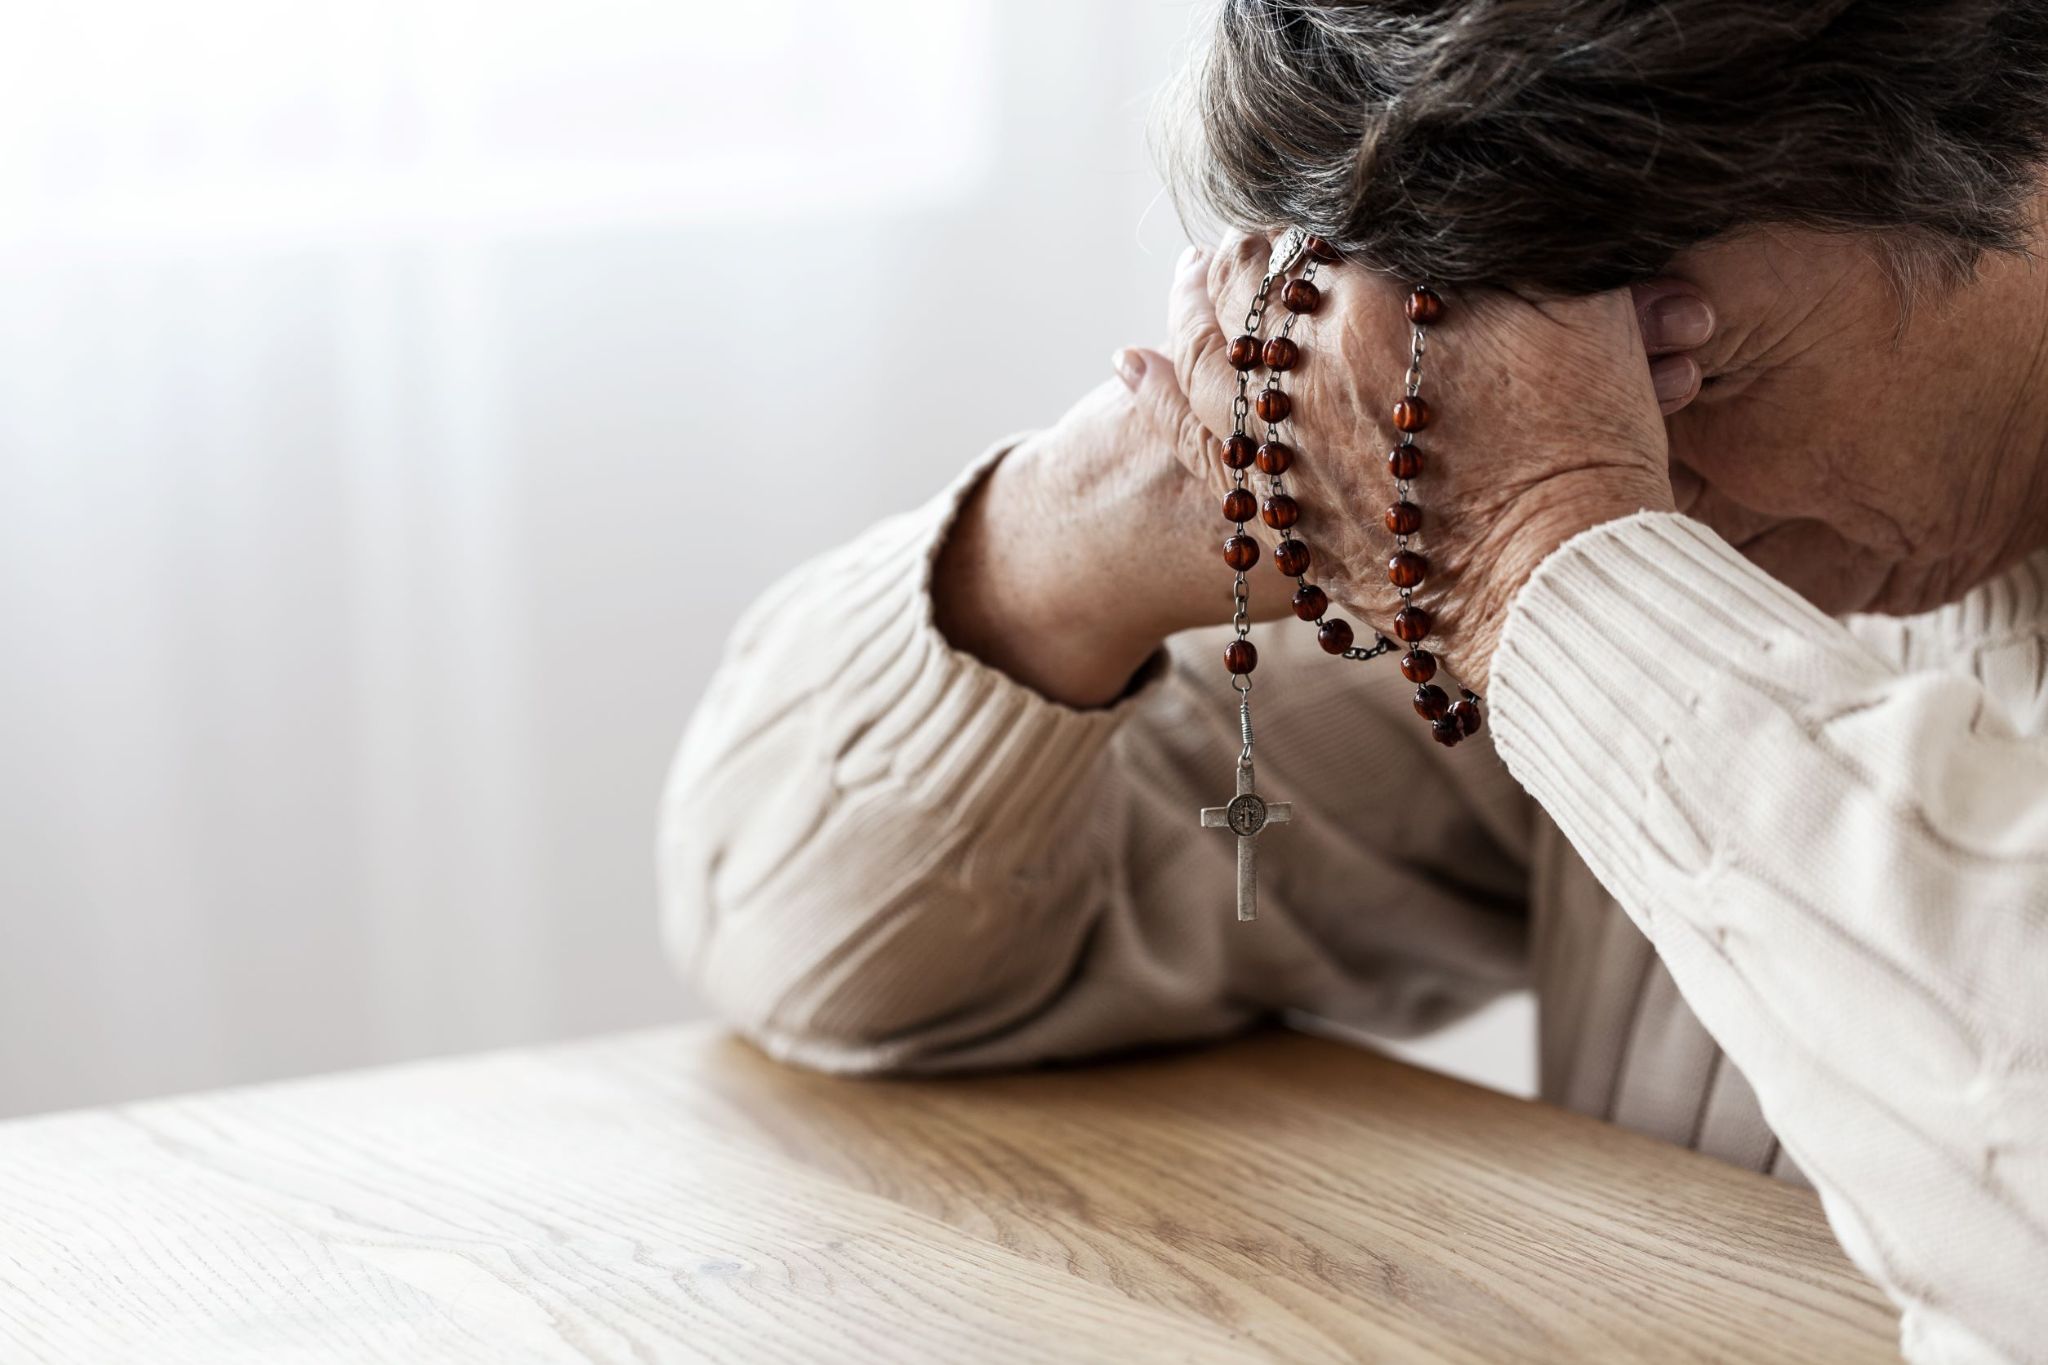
xmin=1490 ymin=511 xmax=2048 ymax=1365
xmin=657 ymin=438 xmax=1150 ymax=1070
xmin=659 ymin=439 xmax=1535 ymax=1077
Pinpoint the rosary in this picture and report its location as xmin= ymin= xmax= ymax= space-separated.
xmin=1200 ymin=227 xmax=1483 ymax=921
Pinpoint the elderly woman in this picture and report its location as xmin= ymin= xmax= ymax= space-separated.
xmin=661 ymin=3 xmax=2048 ymax=1361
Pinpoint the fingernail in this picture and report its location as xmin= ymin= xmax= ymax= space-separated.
xmin=1651 ymin=354 xmax=1696 ymax=404
xmin=1113 ymin=347 xmax=1146 ymax=389
xmin=1177 ymin=243 xmax=1206 ymax=275
xmin=1643 ymin=295 xmax=1713 ymax=350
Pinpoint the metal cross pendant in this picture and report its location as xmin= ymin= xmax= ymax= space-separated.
xmin=1200 ymin=758 xmax=1293 ymax=922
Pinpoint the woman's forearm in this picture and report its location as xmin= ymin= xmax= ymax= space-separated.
xmin=659 ymin=439 xmax=1152 ymax=1069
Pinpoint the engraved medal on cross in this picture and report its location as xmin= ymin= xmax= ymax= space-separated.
xmin=1201 ymin=756 xmax=1292 ymax=922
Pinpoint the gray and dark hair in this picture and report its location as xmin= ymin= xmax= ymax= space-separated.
xmin=1167 ymin=0 xmax=2048 ymax=292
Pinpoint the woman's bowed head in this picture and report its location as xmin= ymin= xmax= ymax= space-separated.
xmin=935 ymin=0 xmax=2048 ymax=710
xmin=1140 ymin=0 xmax=2048 ymax=697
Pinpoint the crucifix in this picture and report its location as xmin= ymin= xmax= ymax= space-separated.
xmin=1200 ymin=756 xmax=1292 ymax=922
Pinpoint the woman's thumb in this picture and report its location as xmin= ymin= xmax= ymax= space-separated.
xmin=1112 ymin=346 xmax=1150 ymax=392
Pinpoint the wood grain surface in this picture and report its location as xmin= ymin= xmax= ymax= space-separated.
xmin=0 ymin=1024 xmax=1900 ymax=1363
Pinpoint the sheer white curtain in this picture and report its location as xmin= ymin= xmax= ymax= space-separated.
xmin=0 ymin=0 xmax=1221 ymax=1117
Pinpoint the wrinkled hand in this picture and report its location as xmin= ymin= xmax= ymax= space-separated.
xmin=1169 ymin=234 xmax=1691 ymax=695
xmin=934 ymin=347 xmax=1291 ymax=709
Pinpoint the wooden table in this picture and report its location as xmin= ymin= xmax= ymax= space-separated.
xmin=0 ymin=1025 xmax=1899 ymax=1363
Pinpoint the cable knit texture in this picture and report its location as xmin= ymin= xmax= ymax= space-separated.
xmin=1492 ymin=511 xmax=2048 ymax=1365
xmin=662 ymin=442 xmax=2048 ymax=1365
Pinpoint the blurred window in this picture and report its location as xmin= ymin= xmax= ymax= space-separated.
xmin=0 ymin=0 xmax=996 ymax=249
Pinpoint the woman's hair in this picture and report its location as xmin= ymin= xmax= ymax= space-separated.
xmin=1166 ymin=0 xmax=2048 ymax=292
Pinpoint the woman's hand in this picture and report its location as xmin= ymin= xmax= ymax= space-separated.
xmin=934 ymin=346 xmax=1286 ymax=708
xmin=1169 ymin=235 xmax=1697 ymax=696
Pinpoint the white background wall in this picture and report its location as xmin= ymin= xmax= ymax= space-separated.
xmin=0 ymin=0 xmax=1530 ymax=1119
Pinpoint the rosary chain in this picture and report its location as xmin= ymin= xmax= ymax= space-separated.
xmin=1256 ymin=257 xmax=1399 ymax=666
xmin=1223 ymin=266 xmax=1281 ymax=722
xmin=1214 ymin=235 xmax=1484 ymax=762
xmin=1395 ymin=285 xmax=1487 ymax=734
xmin=1202 ymin=233 xmax=1492 ymax=932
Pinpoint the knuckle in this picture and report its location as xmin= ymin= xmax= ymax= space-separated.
xmin=1205 ymin=244 xmax=1235 ymax=305
xmin=1141 ymin=377 xmax=1183 ymax=432
xmin=1213 ymin=232 xmax=1268 ymax=296
xmin=1174 ymin=329 xmax=1217 ymax=393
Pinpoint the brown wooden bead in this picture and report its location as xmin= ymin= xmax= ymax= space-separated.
xmin=1281 ymin=279 xmax=1321 ymax=314
xmin=1260 ymin=494 xmax=1299 ymax=530
xmin=1431 ymin=713 xmax=1465 ymax=747
xmin=1384 ymin=501 xmax=1422 ymax=535
xmin=1255 ymin=440 xmax=1294 ymax=475
xmin=1317 ymin=618 xmax=1355 ymax=654
xmin=1227 ymin=334 xmax=1261 ymax=371
xmin=1254 ymin=388 xmax=1292 ymax=423
xmin=1221 ymin=434 xmax=1257 ymax=469
xmin=1222 ymin=489 xmax=1257 ymax=523
xmin=1273 ymin=539 xmax=1311 ymax=577
xmin=1451 ymin=698 xmax=1483 ymax=737
xmin=1406 ymin=287 xmax=1444 ymax=325
xmin=1304 ymin=235 xmax=1342 ymax=264
xmin=1224 ymin=640 xmax=1258 ymax=675
xmin=1392 ymin=396 xmax=1432 ymax=432
xmin=1413 ymin=683 xmax=1450 ymax=721
xmin=1399 ymin=648 xmax=1437 ymax=684
xmin=1263 ymin=336 xmax=1299 ymax=371
xmin=1387 ymin=444 xmax=1425 ymax=479
xmin=1290 ymin=584 xmax=1328 ymax=622
xmin=1223 ymin=534 xmax=1260 ymax=571
xmin=1392 ymin=605 xmax=1432 ymax=642
xmin=1388 ymin=550 xmax=1428 ymax=588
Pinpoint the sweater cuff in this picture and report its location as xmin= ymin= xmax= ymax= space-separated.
xmin=1487 ymin=510 xmax=1888 ymax=904
xmin=844 ymin=432 xmax=1171 ymax=859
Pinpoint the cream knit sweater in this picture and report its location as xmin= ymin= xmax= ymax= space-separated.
xmin=660 ymin=438 xmax=2048 ymax=1365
